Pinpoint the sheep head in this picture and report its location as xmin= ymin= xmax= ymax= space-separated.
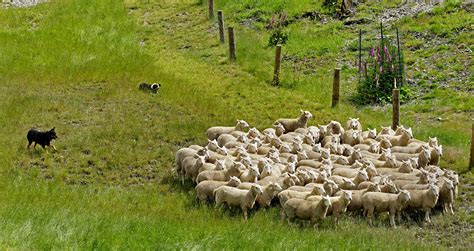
xmin=228 ymin=176 xmax=241 ymax=186
xmin=236 ymin=120 xmax=250 ymax=130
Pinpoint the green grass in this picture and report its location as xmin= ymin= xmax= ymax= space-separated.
xmin=0 ymin=0 xmax=472 ymax=249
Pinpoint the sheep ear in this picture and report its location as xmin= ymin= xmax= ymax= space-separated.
xmin=300 ymin=109 xmax=304 ymax=113
xmin=356 ymin=118 xmax=359 ymax=121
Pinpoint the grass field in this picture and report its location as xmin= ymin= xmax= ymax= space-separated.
xmin=0 ymin=0 xmax=473 ymax=249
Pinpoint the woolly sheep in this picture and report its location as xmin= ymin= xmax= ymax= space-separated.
xmin=207 ymin=120 xmax=249 ymax=140
xmin=278 ymin=186 xmax=326 ymax=206
xmin=404 ymin=184 xmax=439 ymax=223
xmin=328 ymin=120 xmax=345 ymax=135
xmin=195 ymin=176 xmax=241 ymax=203
xmin=362 ymin=190 xmax=411 ymax=227
xmin=196 ymin=161 xmax=243 ymax=183
xmin=342 ymin=129 xmax=363 ymax=146
xmin=335 ymin=184 xmax=381 ymax=212
xmin=362 ymin=128 xmax=377 ymax=140
xmin=274 ymin=110 xmax=313 ymax=133
xmin=175 ymin=147 xmax=209 ymax=175
xmin=214 ymin=184 xmax=263 ymax=220
xmin=281 ymin=196 xmax=332 ymax=228
xmin=182 ymin=154 xmax=207 ymax=183
xmin=217 ymin=134 xmax=237 ymax=147
xmin=306 ymin=190 xmax=352 ymax=225
xmin=256 ymin=183 xmax=283 ymax=208
xmin=239 ymin=165 xmax=260 ymax=183
xmin=346 ymin=118 xmax=362 ymax=131
xmin=436 ymin=178 xmax=455 ymax=215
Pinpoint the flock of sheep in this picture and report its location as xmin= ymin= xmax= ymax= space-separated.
xmin=175 ymin=110 xmax=459 ymax=228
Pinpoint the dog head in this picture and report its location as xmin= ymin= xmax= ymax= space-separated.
xmin=151 ymin=83 xmax=161 ymax=90
xmin=49 ymin=127 xmax=58 ymax=140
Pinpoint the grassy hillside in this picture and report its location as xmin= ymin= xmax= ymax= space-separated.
xmin=0 ymin=0 xmax=472 ymax=249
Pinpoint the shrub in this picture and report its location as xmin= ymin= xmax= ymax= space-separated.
xmin=353 ymin=34 xmax=410 ymax=105
xmin=267 ymin=11 xmax=289 ymax=47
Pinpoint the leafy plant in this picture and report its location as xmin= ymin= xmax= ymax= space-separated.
xmin=353 ymin=31 xmax=410 ymax=105
xmin=267 ymin=11 xmax=289 ymax=46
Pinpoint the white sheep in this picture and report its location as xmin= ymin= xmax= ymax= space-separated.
xmin=436 ymin=178 xmax=455 ymax=215
xmin=281 ymin=196 xmax=332 ymax=228
xmin=207 ymin=120 xmax=249 ymax=140
xmin=328 ymin=120 xmax=345 ymax=135
xmin=196 ymin=161 xmax=243 ymax=183
xmin=306 ymin=190 xmax=353 ymax=225
xmin=362 ymin=190 xmax=411 ymax=227
xmin=214 ymin=184 xmax=263 ymax=220
xmin=335 ymin=183 xmax=381 ymax=212
xmin=239 ymin=165 xmax=260 ymax=183
xmin=342 ymin=129 xmax=363 ymax=146
xmin=404 ymin=184 xmax=439 ymax=223
xmin=362 ymin=128 xmax=377 ymax=140
xmin=274 ymin=110 xmax=313 ymax=132
xmin=195 ymin=176 xmax=241 ymax=203
xmin=182 ymin=154 xmax=207 ymax=183
xmin=278 ymin=186 xmax=326 ymax=206
xmin=346 ymin=118 xmax=362 ymax=131
xmin=175 ymin=147 xmax=209 ymax=175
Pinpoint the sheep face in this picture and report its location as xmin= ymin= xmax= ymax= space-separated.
xmin=428 ymin=137 xmax=438 ymax=147
xmin=342 ymin=190 xmax=353 ymax=202
xmin=228 ymin=176 xmax=242 ymax=186
xmin=207 ymin=139 xmax=219 ymax=149
xmin=399 ymin=160 xmax=413 ymax=173
xmin=287 ymin=154 xmax=298 ymax=164
xmin=313 ymin=186 xmax=326 ymax=196
xmin=369 ymin=142 xmax=380 ymax=153
xmin=236 ymin=120 xmax=250 ymax=130
xmin=319 ymin=125 xmax=328 ymax=137
xmin=347 ymin=118 xmax=360 ymax=130
xmin=216 ymin=146 xmax=228 ymax=156
xmin=321 ymin=196 xmax=332 ymax=207
xmin=240 ymin=157 xmax=253 ymax=168
xmin=300 ymin=110 xmax=313 ymax=120
xmin=237 ymin=134 xmax=248 ymax=143
xmin=398 ymin=190 xmax=411 ymax=204
xmin=279 ymin=143 xmax=291 ymax=153
xmin=248 ymin=127 xmax=260 ymax=139
xmin=286 ymin=162 xmax=296 ymax=173
xmin=312 ymin=143 xmax=322 ymax=153
xmin=428 ymin=184 xmax=440 ymax=197
xmin=251 ymin=185 xmax=264 ymax=195
xmin=352 ymin=148 xmax=362 ymax=160
xmin=216 ymin=159 xmax=226 ymax=170
xmin=357 ymin=170 xmax=369 ymax=182
xmin=368 ymin=128 xmax=377 ymax=138
xmin=434 ymin=145 xmax=443 ymax=156
xmin=297 ymin=150 xmax=309 ymax=161
xmin=368 ymin=183 xmax=381 ymax=192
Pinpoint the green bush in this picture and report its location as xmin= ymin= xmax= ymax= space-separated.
xmin=267 ymin=11 xmax=289 ymax=46
xmin=353 ymin=35 xmax=410 ymax=105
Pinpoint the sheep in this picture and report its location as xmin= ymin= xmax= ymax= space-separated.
xmin=429 ymin=145 xmax=442 ymax=165
xmin=278 ymin=186 xmax=326 ymax=206
xmin=274 ymin=110 xmax=313 ymax=133
xmin=256 ymin=183 xmax=283 ymax=208
xmin=239 ymin=166 xmax=260 ymax=183
xmin=305 ymin=180 xmax=340 ymax=196
xmin=217 ymin=134 xmax=237 ymax=147
xmin=195 ymin=176 xmax=241 ymax=203
xmin=362 ymin=128 xmax=377 ymax=140
xmin=377 ymin=126 xmax=395 ymax=137
xmin=182 ymin=154 xmax=207 ymax=183
xmin=404 ymin=184 xmax=439 ymax=223
xmin=198 ymin=158 xmax=227 ymax=174
xmin=377 ymin=128 xmax=412 ymax=147
xmin=335 ymin=183 xmax=381 ymax=212
xmin=196 ymin=161 xmax=243 ymax=183
xmin=355 ymin=142 xmax=380 ymax=154
xmin=376 ymin=160 xmax=421 ymax=179
xmin=226 ymin=134 xmax=250 ymax=149
xmin=346 ymin=118 xmax=362 ymax=131
xmin=342 ymin=129 xmax=363 ymax=146
xmin=175 ymin=147 xmax=209 ymax=175
xmin=362 ymin=190 xmax=411 ymax=227
xmin=281 ymin=196 xmax=332 ymax=228
xmin=214 ymin=184 xmax=263 ymax=220
xmin=392 ymin=171 xmax=432 ymax=189
xmin=328 ymin=121 xmax=345 ymax=135
xmin=306 ymin=190 xmax=353 ymax=225
xmin=207 ymin=120 xmax=249 ymax=140
xmin=257 ymin=174 xmax=297 ymax=189
xmin=436 ymin=178 xmax=455 ymax=215
xmin=322 ymin=133 xmax=341 ymax=147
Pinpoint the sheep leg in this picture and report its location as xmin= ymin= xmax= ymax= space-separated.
xmin=280 ymin=209 xmax=286 ymax=222
xmin=449 ymin=204 xmax=454 ymax=215
xmin=389 ymin=211 xmax=397 ymax=228
xmin=424 ymin=209 xmax=431 ymax=224
xmin=367 ymin=208 xmax=374 ymax=226
xmin=243 ymin=208 xmax=248 ymax=221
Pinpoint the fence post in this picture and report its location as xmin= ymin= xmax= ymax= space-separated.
xmin=217 ymin=10 xmax=225 ymax=43
xmin=470 ymin=124 xmax=474 ymax=171
xmin=332 ymin=68 xmax=341 ymax=107
xmin=396 ymin=27 xmax=403 ymax=87
xmin=208 ymin=0 xmax=214 ymax=19
xmin=392 ymin=88 xmax=400 ymax=130
xmin=228 ymin=27 xmax=236 ymax=61
xmin=272 ymin=45 xmax=282 ymax=86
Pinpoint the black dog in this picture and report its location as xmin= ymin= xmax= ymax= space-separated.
xmin=138 ymin=82 xmax=161 ymax=94
xmin=27 ymin=127 xmax=58 ymax=150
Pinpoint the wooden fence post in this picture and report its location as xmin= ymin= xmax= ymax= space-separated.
xmin=392 ymin=88 xmax=400 ymax=130
xmin=228 ymin=27 xmax=236 ymax=61
xmin=396 ymin=27 xmax=403 ymax=87
xmin=272 ymin=45 xmax=282 ymax=86
xmin=208 ymin=0 xmax=214 ymax=19
xmin=217 ymin=10 xmax=225 ymax=43
xmin=470 ymin=124 xmax=474 ymax=171
xmin=332 ymin=68 xmax=341 ymax=107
